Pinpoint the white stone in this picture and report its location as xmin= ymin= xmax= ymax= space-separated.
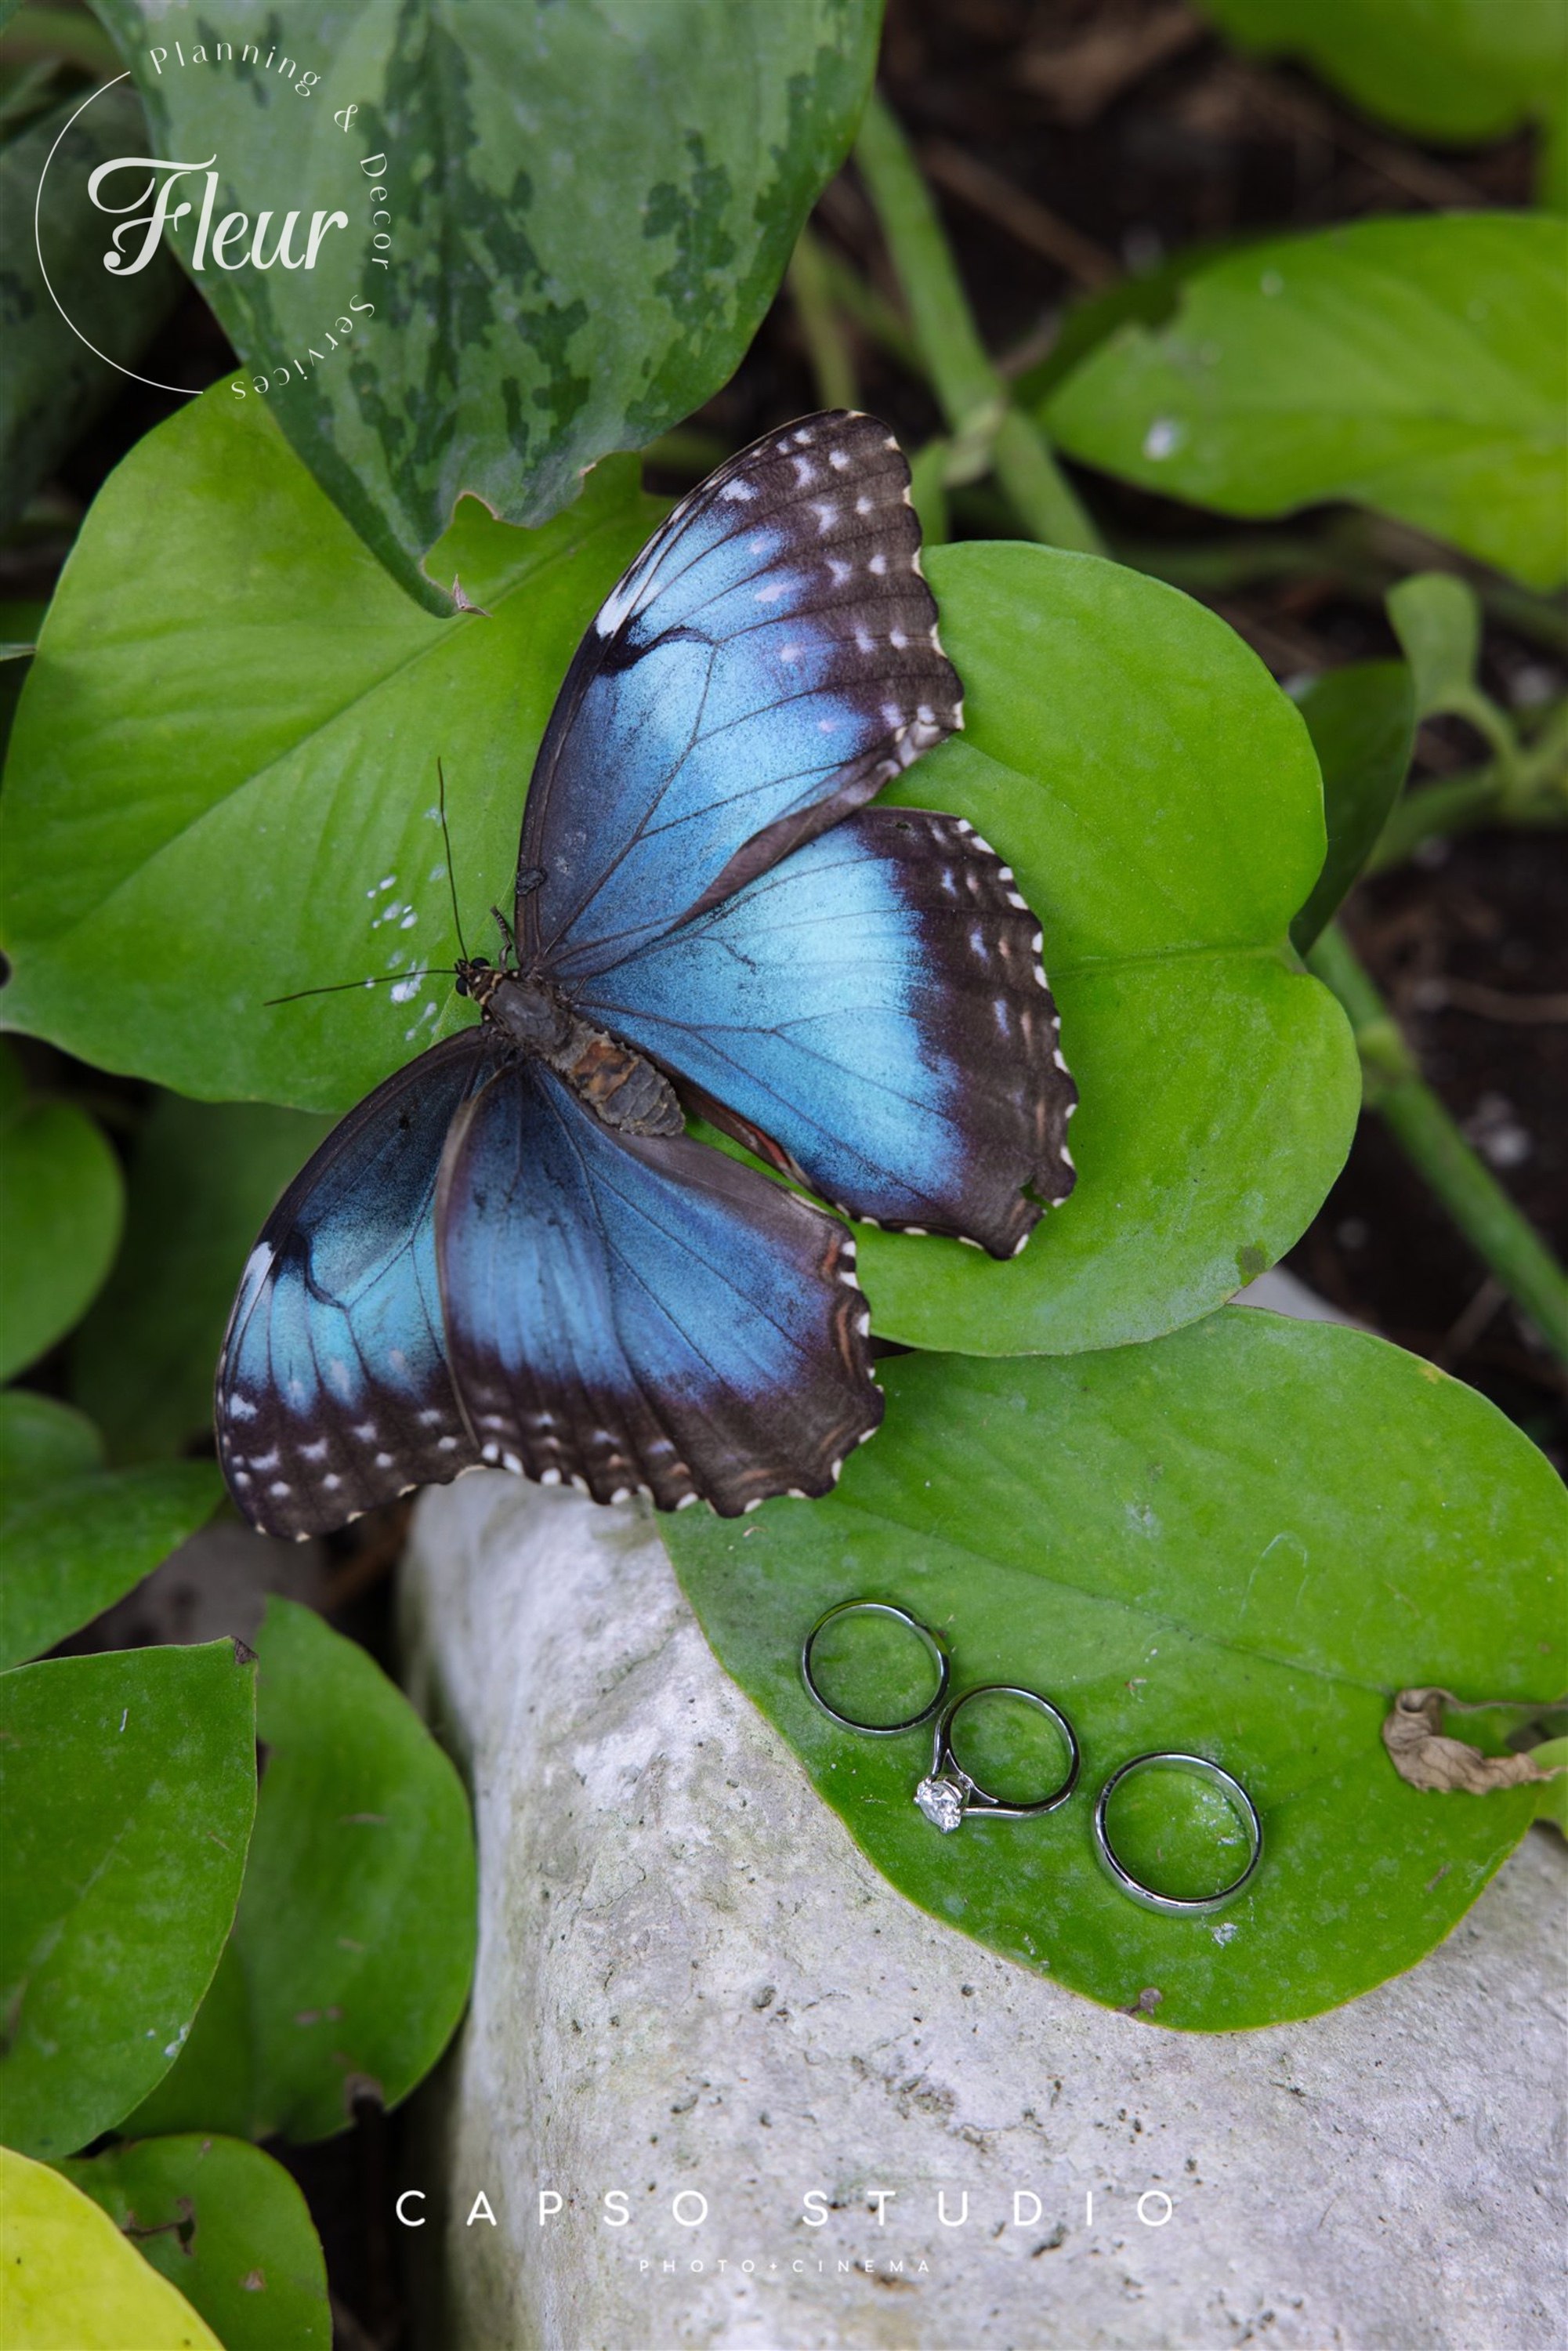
xmin=398 ymin=1473 xmax=1566 ymax=2351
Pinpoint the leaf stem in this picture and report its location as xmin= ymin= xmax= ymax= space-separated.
xmin=788 ymin=227 xmax=859 ymax=413
xmin=1305 ymin=922 xmax=1568 ymax=1360
xmin=1367 ymin=701 xmax=1568 ymax=871
xmin=810 ymin=242 xmax=922 ymax=373
xmin=853 ymin=91 xmax=1104 ymax=556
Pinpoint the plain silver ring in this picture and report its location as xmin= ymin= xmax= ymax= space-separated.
xmin=914 ymin=1683 xmax=1081 ymax=1831
xmin=1092 ymin=1751 xmax=1262 ymax=1914
xmin=801 ymin=1600 xmax=951 ymax=1734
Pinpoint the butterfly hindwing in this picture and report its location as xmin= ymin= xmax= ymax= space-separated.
xmin=433 ymin=1060 xmax=881 ymax=1516
xmin=216 ymin=1033 xmax=498 ymax=1539
xmin=574 ymin=807 xmax=1077 ymax=1257
xmin=518 ymin=411 xmax=962 ymax=981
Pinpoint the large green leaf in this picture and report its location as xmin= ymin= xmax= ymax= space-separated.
xmin=0 ymin=393 xmax=1358 ymax=1357
xmin=0 ymin=2148 xmax=220 ymax=2351
xmin=128 ymin=1598 xmax=475 ymax=2143
xmin=1043 ymin=216 xmax=1567 ymax=592
xmin=0 ymin=1641 xmax=256 ymax=2157
xmin=0 ymin=390 xmax=663 ymax=1107
xmin=0 ymin=85 xmax=183 ymax=530
xmin=94 ymin=0 xmax=880 ymax=607
xmin=60 ymin=2136 xmax=330 ymax=2351
xmin=0 ymin=1389 xmax=223 ymax=1668
xmin=73 ymin=1096 xmax=332 ymax=1462
xmin=666 ymin=1311 xmax=1566 ymax=2030
xmin=0 ymin=1042 xmax=123 ymax=1381
xmin=864 ymin=542 xmax=1359 ymax=1353
xmin=1198 ymin=0 xmax=1566 ymax=203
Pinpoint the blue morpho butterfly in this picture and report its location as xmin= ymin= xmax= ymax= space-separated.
xmin=217 ymin=412 xmax=1077 ymax=1539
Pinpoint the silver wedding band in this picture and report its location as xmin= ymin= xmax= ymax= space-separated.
xmin=914 ymin=1683 xmax=1081 ymax=1831
xmin=1092 ymin=1751 xmax=1262 ymax=1914
xmin=801 ymin=1599 xmax=951 ymax=1734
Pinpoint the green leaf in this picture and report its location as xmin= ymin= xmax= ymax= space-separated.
xmin=1288 ymin=661 xmax=1416 ymax=951
xmin=0 ymin=1641 xmax=257 ymax=2157
xmin=1530 ymin=1737 xmax=1568 ymax=1834
xmin=59 ymin=2136 xmax=330 ymax=2351
xmin=0 ymin=1386 xmax=100 ymax=1493
xmin=864 ymin=542 xmax=1359 ymax=1353
xmin=0 ymin=1390 xmax=223 ymax=1668
xmin=1197 ymin=0 xmax=1566 ymax=204
xmin=1043 ymin=216 xmax=1568 ymax=592
xmin=1385 ymin=571 xmax=1483 ymax=719
xmin=1012 ymin=234 xmax=1251 ymax=411
xmin=94 ymin=0 xmax=880 ymax=607
xmin=129 ymin=1598 xmax=475 ymax=2143
xmin=0 ymin=86 xmax=183 ymax=531
xmin=0 ymin=389 xmax=664 ymax=1108
xmin=0 ymin=1044 xmax=124 ymax=1381
xmin=0 ymin=2146 xmax=221 ymax=2351
xmin=73 ymin=1096 xmax=333 ymax=1462
xmin=665 ymin=1310 xmax=1566 ymax=2031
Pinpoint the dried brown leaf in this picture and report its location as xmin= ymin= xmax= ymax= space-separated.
xmin=1382 ymin=1687 xmax=1566 ymax=1795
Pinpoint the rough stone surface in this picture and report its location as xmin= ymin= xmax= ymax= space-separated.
xmin=398 ymin=1473 xmax=1566 ymax=2351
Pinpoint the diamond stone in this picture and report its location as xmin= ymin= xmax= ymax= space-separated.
xmin=914 ymin=1775 xmax=965 ymax=1832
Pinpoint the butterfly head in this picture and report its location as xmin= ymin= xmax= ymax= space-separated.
xmin=454 ymin=953 xmax=498 ymax=1004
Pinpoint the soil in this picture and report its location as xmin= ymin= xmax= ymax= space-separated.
xmin=8 ymin=2 xmax=1564 ymax=2342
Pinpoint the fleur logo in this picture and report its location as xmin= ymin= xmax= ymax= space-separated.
xmin=89 ymin=154 xmax=349 ymax=278
xmin=34 ymin=50 xmax=386 ymax=401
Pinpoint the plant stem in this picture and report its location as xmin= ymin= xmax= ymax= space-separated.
xmin=641 ymin=426 xmax=730 ymax=476
xmin=788 ymin=227 xmax=858 ymax=412
xmin=1119 ymin=528 xmax=1568 ymax=656
xmin=854 ymin=90 xmax=1105 ymax=557
xmin=1367 ymin=701 xmax=1568 ymax=870
xmin=812 ymin=244 xmax=922 ymax=374
xmin=990 ymin=408 xmax=1103 ymax=552
xmin=1305 ymin=922 xmax=1568 ymax=1360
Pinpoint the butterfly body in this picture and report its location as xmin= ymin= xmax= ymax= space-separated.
xmin=458 ymin=959 xmax=683 ymax=1136
xmin=219 ymin=411 xmax=1077 ymax=1541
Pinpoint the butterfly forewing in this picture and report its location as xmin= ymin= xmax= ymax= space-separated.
xmin=433 ymin=1060 xmax=880 ymax=1516
xmin=517 ymin=411 xmax=962 ymax=981
xmin=216 ymin=1034 xmax=496 ymax=1539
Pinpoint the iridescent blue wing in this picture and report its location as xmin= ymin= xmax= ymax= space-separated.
xmin=574 ymin=808 xmax=1077 ymax=1259
xmin=216 ymin=1033 xmax=498 ymax=1539
xmin=517 ymin=410 xmax=962 ymax=982
xmin=434 ymin=1060 xmax=879 ymax=1516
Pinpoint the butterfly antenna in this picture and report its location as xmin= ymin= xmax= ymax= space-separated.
xmin=436 ymin=757 xmax=471 ymax=963
xmin=263 ymin=969 xmax=449 ymax=1008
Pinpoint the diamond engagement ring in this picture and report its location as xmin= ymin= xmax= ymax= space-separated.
xmin=914 ymin=1683 xmax=1081 ymax=1831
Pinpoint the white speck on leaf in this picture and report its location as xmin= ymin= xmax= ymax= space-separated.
xmin=1143 ymin=417 xmax=1182 ymax=460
